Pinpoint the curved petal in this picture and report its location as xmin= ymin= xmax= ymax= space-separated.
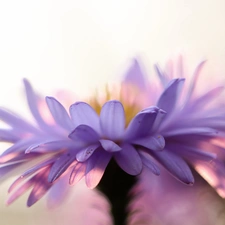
xmin=100 ymin=100 xmax=125 ymax=140
xmin=152 ymin=150 xmax=194 ymax=185
xmin=69 ymin=102 xmax=100 ymax=133
xmin=99 ymin=139 xmax=122 ymax=152
xmin=68 ymin=124 xmax=99 ymax=145
xmin=114 ymin=144 xmax=142 ymax=175
xmin=76 ymin=144 xmax=100 ymax=162
xmin=46 ymin=97 xmax=74 ymax=131
xmin=132 ymin=134 xmax=165 ymax=151
xmin=125 ymin=106 xmax=159 ymax=140
xmin=69 ymin=162 xmax=86 ymax=185
xmin=85 ymin=149 xmax=112 ymax=188
xmin=157 ymin=78 xmax=185 ymax=114
xmin=48 ymin=153 xmax=77 ymax=183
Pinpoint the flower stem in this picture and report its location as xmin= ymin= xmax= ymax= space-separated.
xmin=97 ymin=159 xmax=137 ymax=225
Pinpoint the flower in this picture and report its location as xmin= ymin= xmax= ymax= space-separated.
xmin=123 ymin=57 xmax=225 ymax=195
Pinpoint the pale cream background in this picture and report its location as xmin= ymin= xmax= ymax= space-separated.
xmin=0 ymin=0 xmax=225 ymax=224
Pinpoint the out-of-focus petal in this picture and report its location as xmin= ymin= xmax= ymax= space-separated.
xmin=152 ymin=150 xmax=194 ymax=185
xmin=69 ymin=102 xmax=100 ymax=133
xmin=100 ymin=100 xmax=125 ymax=140
xmin=157 ymin=78 xmax=185 ymax=114
xmin=46 ymin=97 xmax=74 ymax=131
xmin=69 ymin=162 xmax=86 ymax=185
xmin=114 ymin=144 xmax=142 ymax=175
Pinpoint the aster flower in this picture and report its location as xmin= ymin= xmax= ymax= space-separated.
xmin=123 ymin=57 xmax=225 ymax=195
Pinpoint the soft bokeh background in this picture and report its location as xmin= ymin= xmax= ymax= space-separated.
xmin=1 ymin=0 xmax=225 ymax=224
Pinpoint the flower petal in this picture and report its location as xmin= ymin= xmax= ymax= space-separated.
xmin=69 ymin=102 xmax=100 ymax=133
xmin=100 ymin=100 xmax=125 ymax=140
xmin=76 ymin=144 xmax=100 ymax=162
xmin=68 ymin=124 xmax=99 ymax=145
xmin=114 ymin=144 xmax=142 ymax=175
xmin=139 ymin=151 xmax=160 ymax=175
xmin=85 ymin=149 xmax=112 ymax=188
xmin=48 ymin=153 xmax=77 ymax=183
xmin=46 ymin=97 xmax=74 ymax=131
xmin=157 ymin=78 xmax=185 ymax=114
xmin=69 ymin=162 xmax=86 ymax=185
xmin=152 ymin=150 xmax=194 ymax=185
xmin=125 ymin=106 xmax=159 ymax=140
xmin=99 ymin=139 xmax=122 ymax=152
xmin=132 ymin=134 xmax=165 ymax=151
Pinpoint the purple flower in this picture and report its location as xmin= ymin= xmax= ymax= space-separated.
xmin=123 ymin=57 xmax=225 ymax=192
xmin=0 ymin=78 xmax=166 ymax=206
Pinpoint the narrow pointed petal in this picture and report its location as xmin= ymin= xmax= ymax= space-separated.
xmin=152 ymin=150 xmax=194 ymax=185
xmin=46 ymin=97 xmax=74 ymax=131
xmin=132 ymin=135 xmax=165 ymax=151
xmin=85 ymin=150 xmax=111 ymax=188
xmin=23 ymin=79 xmax=48 ymax=128
xmin=100 ymin=100 xmax=125 ymax=140
xmin=154 ymin=64 xmax=168 ymax=88
xmin=76 ymin=144 xmax=100 ymax=162
xmin=69 ymin=162 xmax=86 ymax=185
xmin=157 ymin=78 xmax=185 ymax=114
xmin=139 ymin=151 xmax=160 ymax=175
xmin=48 ymin=153 xmax=77 ymax=183
xmin=69 ymin=125 xmax=99 ymax=145
xmin=123 ymin=58 xmax=147 ymax=90
xmin=69 ymin=102 xmax=100 ymax=133
xmin=151 ymin=109 xmax=167 ymax=133
xmin=27 ymin=170 xmax=53 ymax=207
xmin=114 ymin=144 xmax=142 ymax=175
xmin=125 ymin=107 xmax=159 ymax=140
xmin=99 ymin=139 xmax=122 ymax=152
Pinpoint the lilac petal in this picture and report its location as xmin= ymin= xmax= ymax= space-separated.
xmin=68 ymin=125 xmax=99 ymax=145
xmin=0 ymin=108 xmax=39 ymax=133
xmin=85 ymin=149 xmax=112 ymax=188
xmin=152 ymin=150 xmax=194 ymax=185
xmin=27 ymin=169 xmax=53 ymax=207
xmin=139 ymin=151 xmax=160 ymax=175
xmin=69 ymin=162 xmax=86 ymax=185
xmin=163 ymin=127 xmax=218 ymax=137
xmin=0 ymin=129 xmax=19 ymax=142
xmin=157 ymin=78 xmax=185 ymax=114
xmin=69 ymin=102 xmax=100 ymax=133
xmin=48 ymin=153 xmax=77 ymax=183
xmin=132 ymin=134 xmax=165 ymax=151
xmin=151 ymin=109 xmax=167 ymax=133
xmin=99 ymin=139 xmax=122 ymax=152
xmin=23 ymin=79 xmax=48 ymax=129
xmin=76 ymin=144 xmax=100 ymax=162
xmin=100 ymin=100 xmax=125 ymax=140
xmin=184 ymin=60 xmax=206 ymax=104
xmin=6 ymin=176 xmax=35 ymax=205
xmin=123 ymin=58 xmax=147 ymax=90
xmin=46 ymin=97 xmax=74 ymax=131
xmin=125 ymin=106 xmax=159 ymax=140
xmin=154 ymin=64 xmax=169 ymax=88
xmin=114 ymin=144 xmax=142 ymax=175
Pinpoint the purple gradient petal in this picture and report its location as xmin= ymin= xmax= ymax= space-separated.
xmin=152 ymin=150 xmax=194 ymax=185
xmin=48 ymin=153 xmax=77 ymax=183
xmin=100 ymin=100 xmax=125 ymax=140
xmin=27 ymin=169 xmax=53 ymax=207
xmin=69 ymin=102 xmax=100 ymax=133
xmin=68 ymin=125 xmax=99 ymax=145
xmin=76 ymin=144 xmax=100 ymax=162
xmin=114 ymin=144 xmax=142 ymax=175
xmin=23 ymin=79 xmax=48 ymax=129
xmin=157 ymin=78 xmax=185 ymax=114
xmin=69 ymin=162 xmax=86 ymax=185
xmin=85 ymin=149 xmax=112 ymax=188
xmin=99 ymin=139 xmax=122 ymax=152
xmin=123 ymin=58 xmax=147 ymax=90
xmin=125 ymin=107 xmax=159 ymax=140
xmin=0 ymin=129 xmax=19 ymax=142
xmin=46 ymin=97 xmax=74 ymax=131
xmin=154 ymin=64 xmax=169 ymax=88
xmin=132 ymin=134 xmax=165 ymax=151
xmin=151 ymin=109 xmax=167 ymax=133
xmin=139 ymin=151 xmax=160 ymax=175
